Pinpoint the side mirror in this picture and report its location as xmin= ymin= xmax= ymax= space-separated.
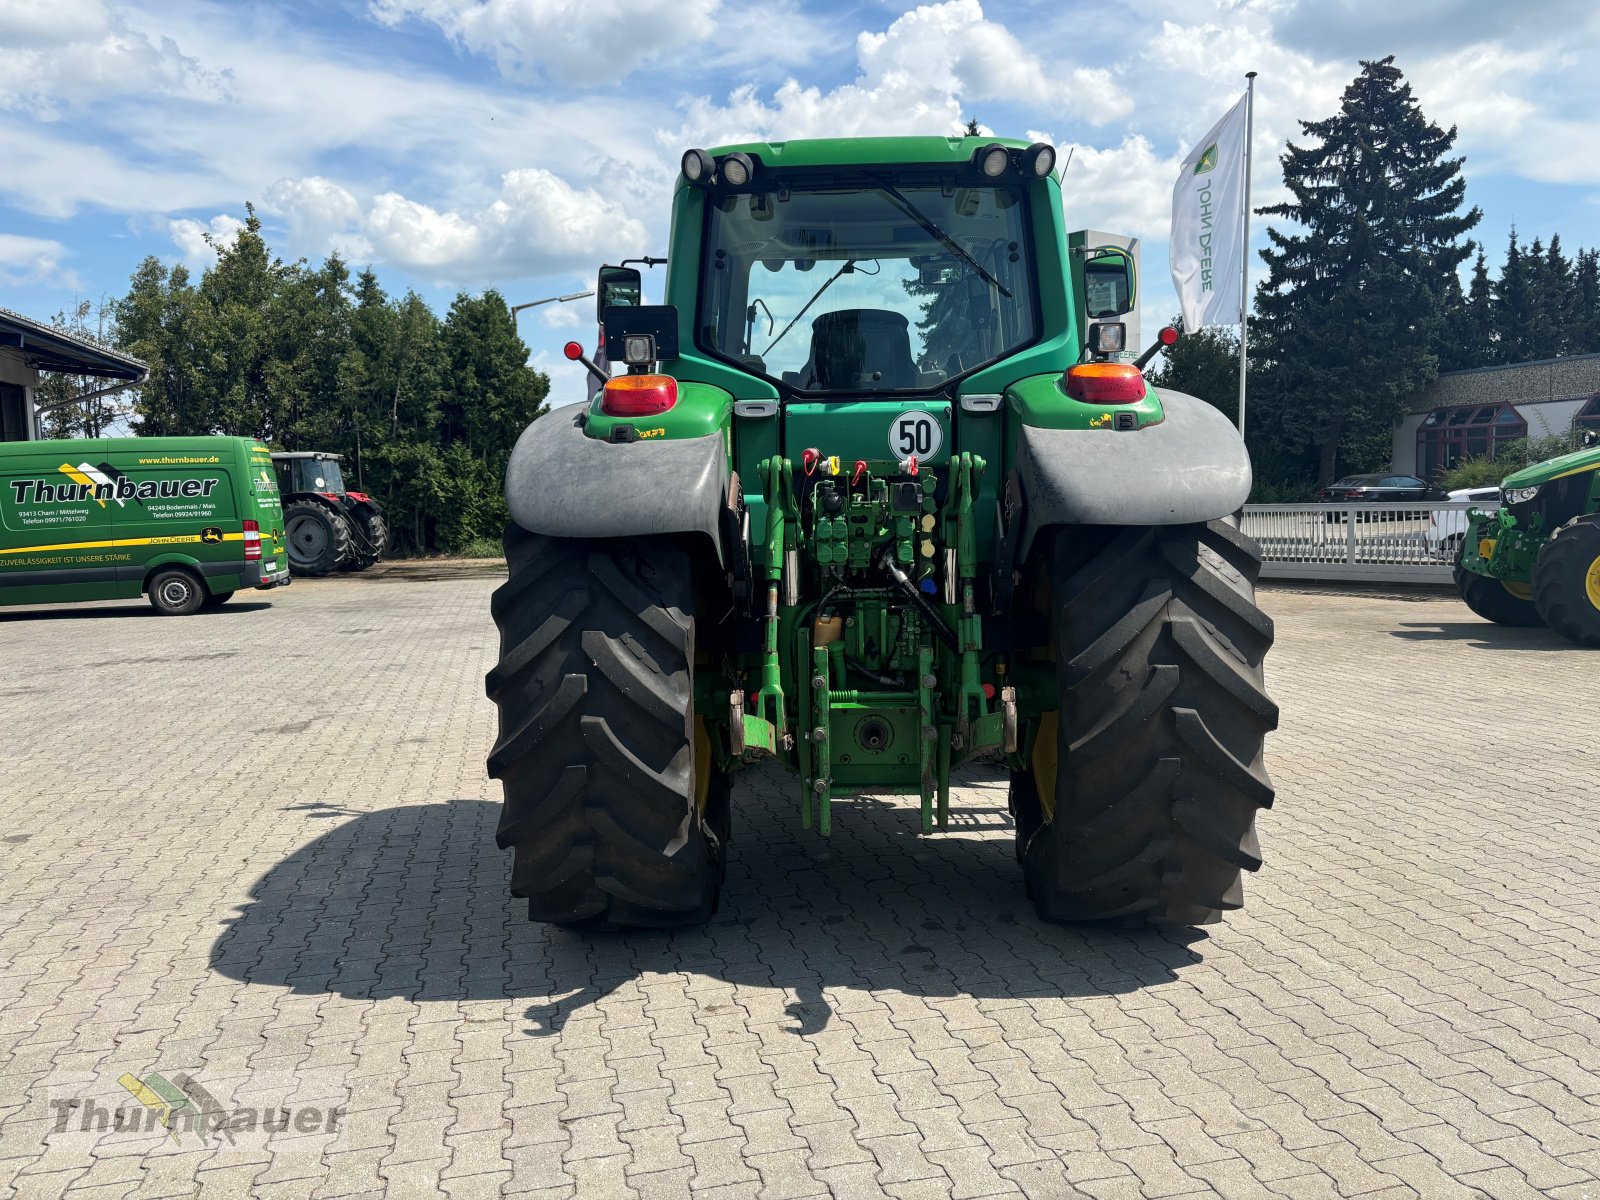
xmin=1083 ymin=246 xmax=1136 ymax=318
xmin=596 ymin=265 xmax=642 ymax=322
xmin=1584 ymin=429 xmax=1599 ymax=448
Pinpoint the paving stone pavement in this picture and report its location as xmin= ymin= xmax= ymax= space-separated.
xmin=2 ymin=569 xmax=1598 ymax=1199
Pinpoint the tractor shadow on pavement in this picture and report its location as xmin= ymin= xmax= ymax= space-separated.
xmin=1389 ymin=621 xmax=1580 ymax=651
xmin=211 ymin=769 xmax=1210 ymax=1038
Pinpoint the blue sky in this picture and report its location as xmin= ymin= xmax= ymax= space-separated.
xmin=3 ymin=0 xmax=1597 ymax=396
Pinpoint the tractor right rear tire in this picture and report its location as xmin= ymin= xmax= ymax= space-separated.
xmin=284 ymin=501 xmax=352 ymax=576
xmin=1532 ymin=514 xmax=1600 ymax=647
xmin=356 ymin=511 xmax=389 ymax=565
xmin=1019 ymin=521 xmax=1278 ymax=926
xmin=485 ymin=526 xmax=727 ymax=929
xmin=1454 ymin=548 xmax=1543 ymax=628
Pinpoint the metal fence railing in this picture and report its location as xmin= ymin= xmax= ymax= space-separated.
xmin=1240 ymin=501 xmax=1495 ymax=582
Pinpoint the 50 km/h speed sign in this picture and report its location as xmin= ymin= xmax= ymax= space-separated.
xmin=889 ymin=410 xmax=942 ymax=461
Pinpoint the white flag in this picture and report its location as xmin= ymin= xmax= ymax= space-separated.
xmin=1169 ymin=93 xmax=1248 ymax=330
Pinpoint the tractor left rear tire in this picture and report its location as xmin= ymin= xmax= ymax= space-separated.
xmin=1532 ymin=514 xmax=1600 ymax=647
xmin=285 ymin=501 xmax=352 ymax=576
xmin=485 ymin=526 xmax=727 ymax=929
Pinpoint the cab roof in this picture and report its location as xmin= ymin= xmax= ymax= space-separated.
xmin=706 ymin=135 xmax=1034 ymax=169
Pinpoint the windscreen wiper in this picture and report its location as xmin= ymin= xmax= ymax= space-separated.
xmin=868 ymin=176 xmax=1011 ymax=299
xmin=764 ymin=259 xmax=856 ymax=357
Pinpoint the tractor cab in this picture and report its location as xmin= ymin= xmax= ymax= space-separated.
xmin=273 ymin=451 xmax=348 ymax=498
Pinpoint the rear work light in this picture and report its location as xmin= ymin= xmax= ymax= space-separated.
xmin=243 ymin=519 xmax=262 ymax=562
xmin=600 ymin=374 xmax=678 ymax=417
xmin=1064 ymin=363 xmax=1147 ymax=404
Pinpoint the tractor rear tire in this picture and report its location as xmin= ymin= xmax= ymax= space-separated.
xmin=1019 ymin=520 xmax=1278 ymax=926
xmin=1454 ymin=548 xmax=1543 ymax=628
xmin=284 ymin=501 xmax=352 ymax=576
xmin=485 ymin=526 xmax=727 ymax=929
xmin=1532 ymin=514 xmax=1600 ymax=647
xmin=357 ymin=511 xmax=389 ymax=565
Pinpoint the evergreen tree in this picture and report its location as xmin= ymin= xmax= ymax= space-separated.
xmin=1541 ymin=234 xmax=1577 ymax=354
xmin=1520 ymin=236 xmax=1562 ymax=359
xmin=115 ymin=258 xmax=201 ymax=436
xmin=1252 ymin=56 xmax=1480 ymax=485
xmin=1493 ymin=229 xmax=1540 ymax=364
xmin=1461 ymin=250 xmax=1496 ymax=365
xmin=1572 ymin=248 xmax=1600 ymax=354
xmin=1440 ymin=250 xmax=1495 ymax=370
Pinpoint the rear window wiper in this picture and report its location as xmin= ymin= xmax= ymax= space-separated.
xmin=867 ymin=176 xmax=1011 ymax=299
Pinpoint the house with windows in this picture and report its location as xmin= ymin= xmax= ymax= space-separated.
xmin=0 ymin=307 xmax=148 ymax=442
xmin=1393 ymin=352 xmax=1600 ymax=479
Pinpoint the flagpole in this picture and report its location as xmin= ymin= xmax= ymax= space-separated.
xmin=1237 ymin=71 xmax=1256 ymax=436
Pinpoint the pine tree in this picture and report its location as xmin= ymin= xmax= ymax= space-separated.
xmin=1493 ymin=229 xmax=1540 ymax=364
xmin=1441 ymin=249 xmax=1494 ymax=369
xmin=1252 ymin=56 xmax=1481 ymax=485
xmin=1541 ymin=234 xmax=1577 ymax=354
xmin=1463 ymin=251 xmax=1496 ymax=364
xmin=1572 ymin=248 xmax=1600 ymax=354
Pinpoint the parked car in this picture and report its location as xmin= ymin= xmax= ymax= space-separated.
xmin=1426 ymin=486 xmax=1501 ymax=559
xmin=1320 ymin=474 xmax=1437 ymax=502
xmin=1321 ymin=473 xmax=1440 ymax=522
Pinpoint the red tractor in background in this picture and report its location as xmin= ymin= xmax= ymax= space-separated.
xmin=271 ymin=451 xmax=389 ymax=576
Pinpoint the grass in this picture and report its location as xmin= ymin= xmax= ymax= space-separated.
xmin=456 ymin=536 xmax=505 ymax=560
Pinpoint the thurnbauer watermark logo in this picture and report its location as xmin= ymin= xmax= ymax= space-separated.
xmin=45 ymin=1068 xmax=348 ymax=1158
xmin=1192 ymin=142 xmax=1219 ymax=175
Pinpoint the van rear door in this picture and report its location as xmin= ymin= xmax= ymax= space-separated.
xmin=246 ymin=442 xmax=290 ymax=585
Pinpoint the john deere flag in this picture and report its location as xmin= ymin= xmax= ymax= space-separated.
xmin=1169 ymin=93 xmax=1248 ymax=330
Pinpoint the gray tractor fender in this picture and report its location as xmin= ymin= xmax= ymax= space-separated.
xmin=1015 ymin=387 xmax=1252 ymax=557
xmin=505 ymin=402 xmax=730 ymax=564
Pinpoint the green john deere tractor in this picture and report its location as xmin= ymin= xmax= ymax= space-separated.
xmin=1455 ymin=431 xmax=1600 ymax=646
xmin=486 ymin=137 xmax=1278 ymax=930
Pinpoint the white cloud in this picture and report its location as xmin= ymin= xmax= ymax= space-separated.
xmin=0 ymin=0 xmax=111 ymax=47
xmin=0 ymin=234 xmax=78 ymax=287
xmin=370 ymin=0 xmax=721 ymax=86
xmin=1059 ymin=136 xmax=1182 ymax=242
xmin=0 ymin=0 xmax=229 ymax=120
xmin=263 ymin=176 xmax=368 ymax=258
xmin=673 ymin=0 xmax=1131 ymax=146
xmin=258 ymin=168 xmax=651 ymax=284
xmin=540 ymin=301 xmax=584 ymax=328
xmin=168 ymin=213 xmax=245 ymax=268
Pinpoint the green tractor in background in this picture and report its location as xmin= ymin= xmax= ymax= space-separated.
xmin=1455 ymin=431 xmax=1600 ymax=646
xmin=485 ymin=137 xmax=1277 ymax=930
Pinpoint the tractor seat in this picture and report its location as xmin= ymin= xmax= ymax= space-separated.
xmin=808 ymin=309 xmax=918 ymax=390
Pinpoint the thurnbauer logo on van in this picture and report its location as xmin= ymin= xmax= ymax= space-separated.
xmin=10 ymin=464 xmax=220 ymax=507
